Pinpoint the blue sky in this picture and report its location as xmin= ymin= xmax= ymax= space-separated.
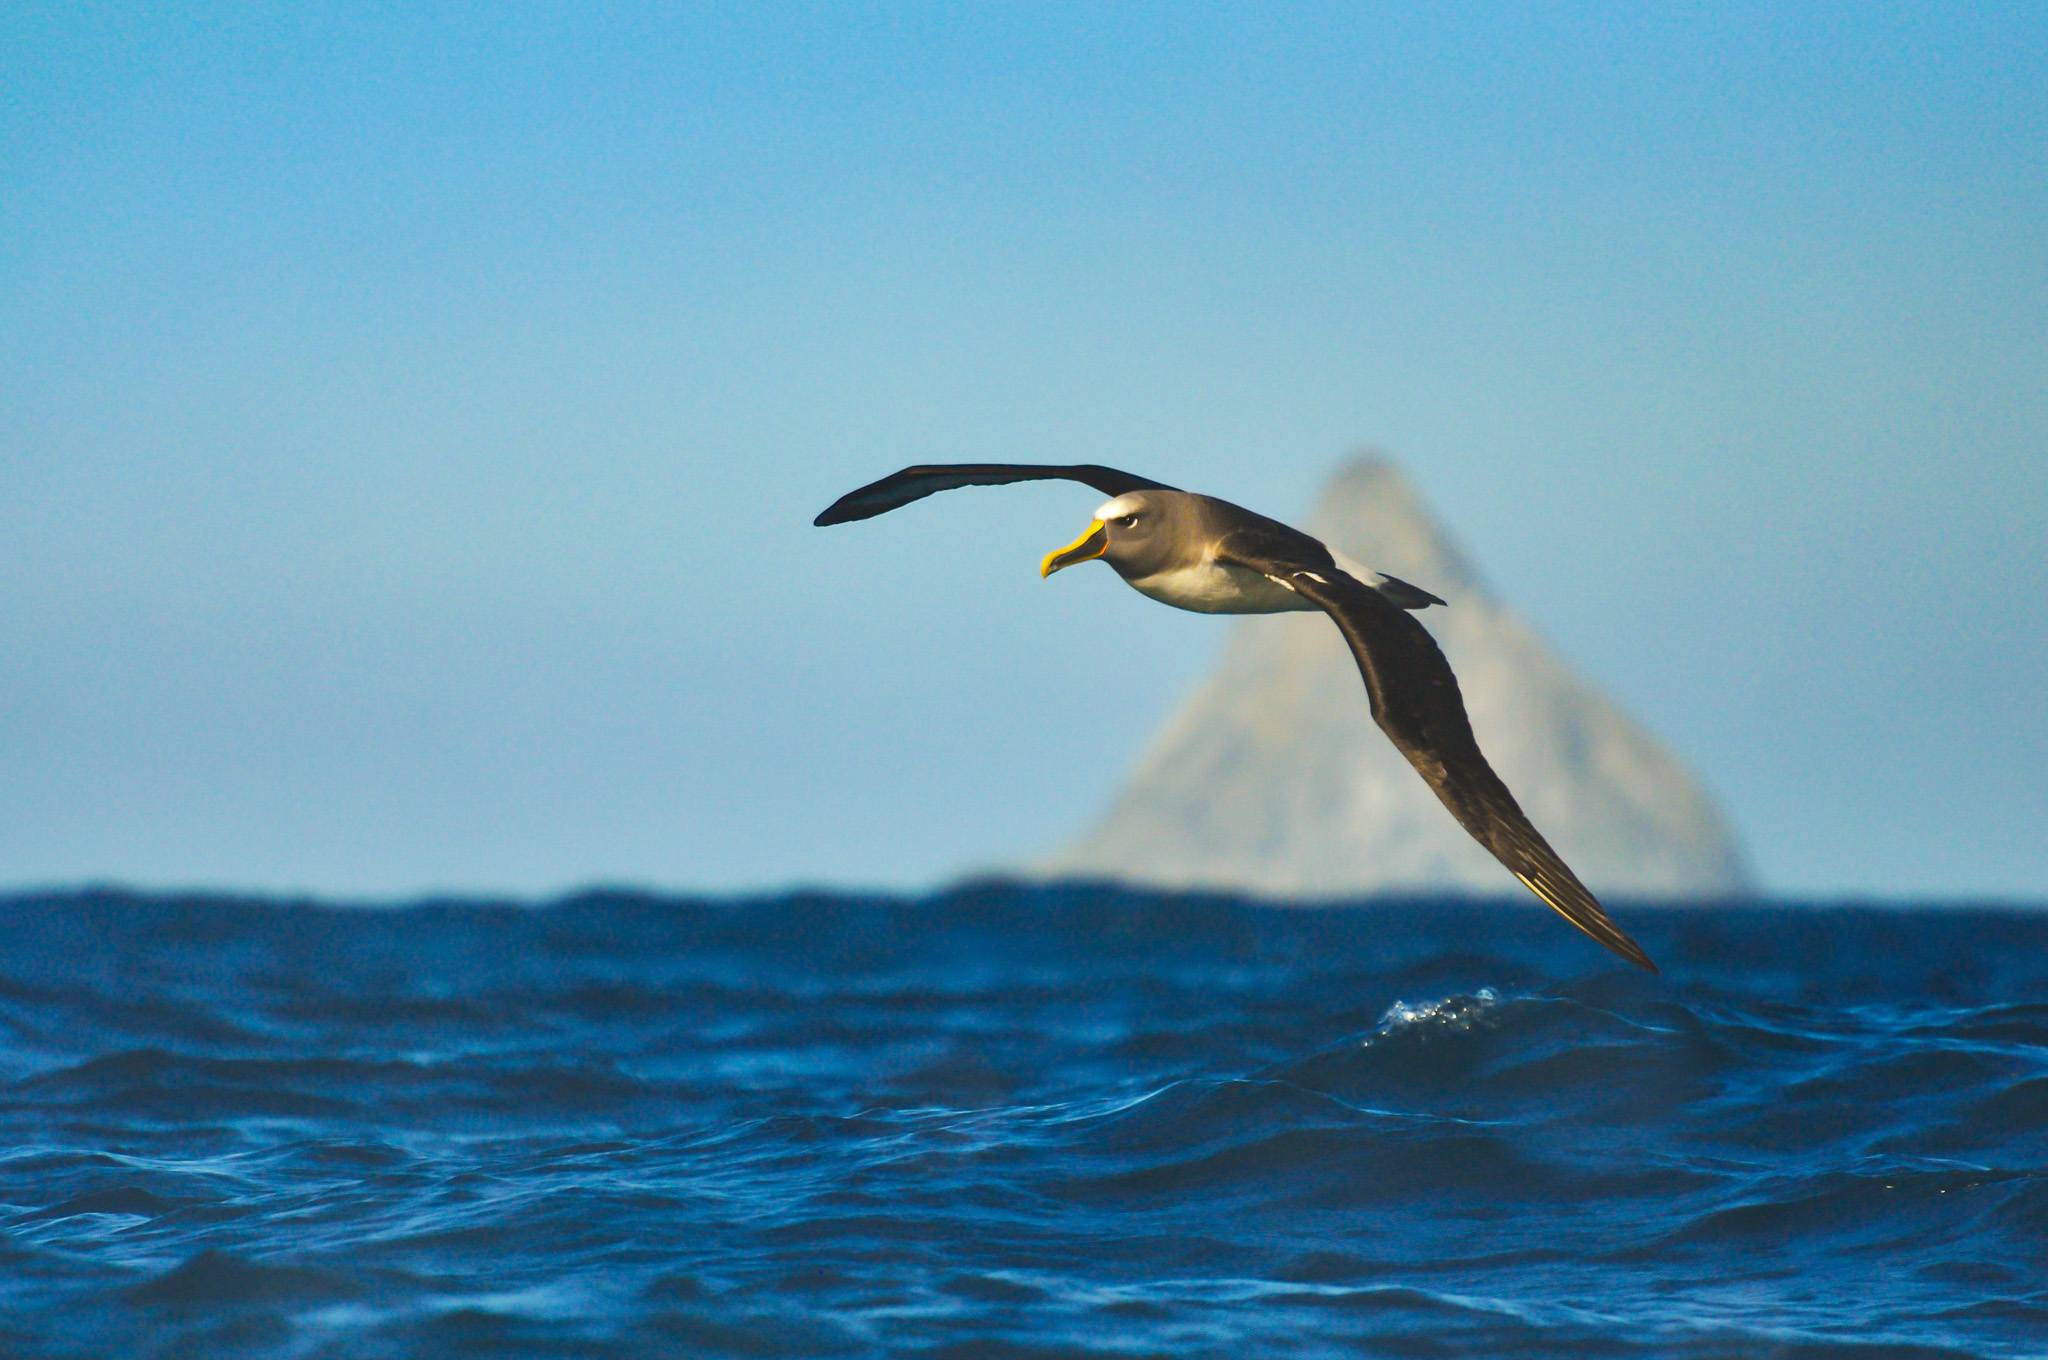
xmin=4 ymin=3 xmax=2043 ymax=899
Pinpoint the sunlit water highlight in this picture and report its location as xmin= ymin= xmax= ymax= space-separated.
xmin=1 ymin=886 xmax=2043 ymax=1358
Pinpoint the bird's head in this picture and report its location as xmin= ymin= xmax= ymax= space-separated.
xmin=1040 ymin=491 xmax=1183 ymax=580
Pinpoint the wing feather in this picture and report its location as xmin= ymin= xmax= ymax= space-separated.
xmin=1216 ymin=534 xmax=1658 ymax=973
xmin=815 ymin=463 xmax=1176 ymax=526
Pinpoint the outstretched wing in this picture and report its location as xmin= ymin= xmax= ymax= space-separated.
xmin=815 ymin=463 xmax=1177 ymax=527
xmin=1216 ymin=532 xmax=1659 ymax=973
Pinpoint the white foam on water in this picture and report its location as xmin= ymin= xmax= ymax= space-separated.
xmin=1372 ymin=988 xmax=1499 ymax=1039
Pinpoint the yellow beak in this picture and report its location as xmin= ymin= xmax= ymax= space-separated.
xmin=1041 ymin=520 xmax=1109 ymax=577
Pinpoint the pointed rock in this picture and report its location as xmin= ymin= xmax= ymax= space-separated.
xmin=1040 ymin=457 xmax=1754 ymax=898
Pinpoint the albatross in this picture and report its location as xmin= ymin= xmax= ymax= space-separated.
xmin=815 ymin=463 xmax=1659 ymax=973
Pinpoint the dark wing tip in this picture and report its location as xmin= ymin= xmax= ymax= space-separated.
xmin=1606 ymin=931 xmax=1662 ymax=975
xmin=811 ymin=467 xmax=938 ymax=526
xmin=1516 ymin=871 xmax=1659 ymax=972
xmin=813 ymin=463 xmax=1174 ymax=528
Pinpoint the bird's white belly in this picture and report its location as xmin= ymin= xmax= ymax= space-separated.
xmin=1124 ymin=560 xmax=1321 ymax=615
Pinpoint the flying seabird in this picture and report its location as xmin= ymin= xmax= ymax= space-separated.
xmin=815 ymin=463 xmax=1659 ymax=973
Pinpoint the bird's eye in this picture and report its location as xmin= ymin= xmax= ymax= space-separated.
xmin=1117 ymin=514 xmax=1139 ymax=527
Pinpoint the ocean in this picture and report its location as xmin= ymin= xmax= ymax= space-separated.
xmin=0 ymin=884 xmax=2042 ymax=1358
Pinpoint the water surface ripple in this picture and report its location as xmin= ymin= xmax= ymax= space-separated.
xmin=1 ymin=886 xmax=2043 ymax=1358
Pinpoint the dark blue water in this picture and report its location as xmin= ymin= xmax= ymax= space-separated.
xmin=2 ymin=885 xmax=2044 ymax=1358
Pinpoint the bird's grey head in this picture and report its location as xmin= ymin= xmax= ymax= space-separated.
xmin=1039 ymin=490 xmax=1195 ymax=581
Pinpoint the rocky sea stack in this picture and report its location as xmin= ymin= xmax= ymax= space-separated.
xmin=1041 ymin=457 xmax=1754 ymax=899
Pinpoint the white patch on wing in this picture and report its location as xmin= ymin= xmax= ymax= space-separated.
xmin=1327 ymin=548 xmax=1383 ymax=587
xmin=1329 ymin=548 xmax=1439 ymax=606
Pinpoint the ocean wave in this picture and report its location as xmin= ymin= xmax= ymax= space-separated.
xmin=0 ymin=885 xmax=2043 ymax=1358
